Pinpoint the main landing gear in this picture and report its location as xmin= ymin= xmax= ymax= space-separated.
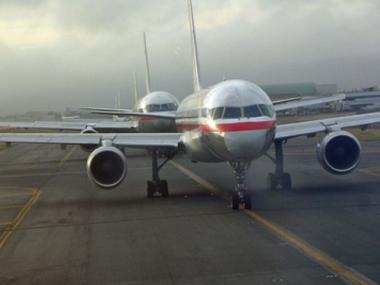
xmin=147 ymin=149 xmax=171 ymax=198
xmin=267 ymin=140 xmax=292 ymax=190
xmin=230 ymin=161 xmax=252 ymax=210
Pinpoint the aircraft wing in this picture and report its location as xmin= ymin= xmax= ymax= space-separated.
xmin=88 ymin=110 xmax=177 ymax=119
xmin=0 ymin=121 xmax=136 ymax=132
xmin=274 ymin=94 xmax=345 ymax=112
xmin=0 ymin=121 xmax=87 ymax=131
xmin=272 ymin=97 xmax=301 ymax=105
xmin=0 ymin=133 xmax=181 ymax=148
xmin=275 ymin=112 xmax=380 ymax=140
xmin=81 ymin=107 xmax=133 ymax=113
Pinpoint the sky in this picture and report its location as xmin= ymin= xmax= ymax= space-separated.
xmin=0 ymin=0 xmax=380 ymax=114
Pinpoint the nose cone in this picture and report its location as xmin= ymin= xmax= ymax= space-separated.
xmin=223 ymin=129 xmax=274 ymax=160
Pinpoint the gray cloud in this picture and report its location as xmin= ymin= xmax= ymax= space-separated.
xmin=0 ymin=0 xmax=379 ymax=114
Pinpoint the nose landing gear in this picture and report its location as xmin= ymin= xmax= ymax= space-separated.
xmin=230 ymin=161 xmax=252 ymax=210
xmin=267 ymin=140 xmax=292 ymax=190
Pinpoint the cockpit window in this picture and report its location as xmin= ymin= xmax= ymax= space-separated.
xmin=224 ymin=107 xmax=242 ymax=119
xmin=146 ymin=104 xmax=160 ymax=112
xmin=243 ymin=105 xmax=261 ymax=117
xmin=212 ymin=107 xmax=224 ymax=120
xmin=258 ymin=104 xmax=274 ymax=117
xmin=160 ymin=103 xmax=177 ymax=111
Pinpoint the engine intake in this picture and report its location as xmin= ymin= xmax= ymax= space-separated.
xmin=317 ymin=131 xmax=361 ymax=175
xmin=80 ymin=127 xmax=98 ymax=152
xmin=87 ymin=146 xmax=127 ymax=189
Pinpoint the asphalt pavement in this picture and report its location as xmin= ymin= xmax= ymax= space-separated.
xmin=0 ymin=139 xmax=379 ymax=285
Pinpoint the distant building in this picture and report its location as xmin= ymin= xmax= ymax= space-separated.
xmin=259 ymin=82 xmax=337 ymax=100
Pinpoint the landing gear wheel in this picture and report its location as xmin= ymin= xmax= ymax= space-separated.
xmin=232 ymin=194 xmax=240 ymax=210
xmin=161 ymin=180 xmax=168 ymax=197
xmin=282 ymin=173 xmax=292 ymax=190
xmin=147 ymin=181 xmax=154 ymax=198
xmin=267 ymin=173 xmax=277 ymax=190
xmin=243 ymin=194 xmax=252 ymax=210
xmin=267 ymin=173 xmax=292 ymax=190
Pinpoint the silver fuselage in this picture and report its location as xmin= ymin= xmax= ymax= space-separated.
xmin=176 ymin=80 xmax=276 ymax=163
xmin=134 ymin=91 xmax=179 ymax=133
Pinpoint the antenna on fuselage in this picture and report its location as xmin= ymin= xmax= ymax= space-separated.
xmin=143 ymin=32 xmax=152 ymax=94
xmin=187 ymin=0 xmax=202 ymax=92
xmin=133 ymin=71 xmax=139 ymax=104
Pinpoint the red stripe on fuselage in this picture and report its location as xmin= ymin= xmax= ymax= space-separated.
xmin=176 ymin=120 xmax=276 ymax=132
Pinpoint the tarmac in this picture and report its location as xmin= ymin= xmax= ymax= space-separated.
xmin=0 ymin=138 xmax=379 ymax=285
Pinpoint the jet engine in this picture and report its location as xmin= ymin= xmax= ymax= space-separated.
xmin=87 ymin=146 xmax=127 ymax=189
xmin=80 ymin=127 xmax=98 ymax=152
xmin=317 ymin=131 xmax=361 ymax=175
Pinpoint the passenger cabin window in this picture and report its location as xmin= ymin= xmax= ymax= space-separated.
xmin=243 ymin=105 xmax=261 ymax=117
xmin=212 ymin=107 xmax=224 ymax=120
xmin=223 ymin=107 xmax=241 ymax=119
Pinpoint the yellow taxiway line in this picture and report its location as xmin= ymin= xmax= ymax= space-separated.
xmin=170 ymin=160 xmax=375 ymax=285
xmin=0 ymin=189 xmax=41 ymax=250
xmin=57 ymin=146 xmax=77 ymax=168
xmin=0 ymin=146 xmax=76 ymax=250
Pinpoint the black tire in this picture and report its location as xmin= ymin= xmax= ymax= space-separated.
xmin=147 ymin=181 xmax=154 ymax=198
xmin=161 ymin=180 xmax=169 ymax=197
xmin=282 ymin=173 xmax=292 ymax=190
xmin=243 ymin=194 xmax=252 ymax=210
xmin=267 ymin=173 xmax=277 ymax=190
xmin=232 ymin=194 xmax=240 ymax=210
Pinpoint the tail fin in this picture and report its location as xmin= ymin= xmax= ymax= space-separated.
xmin=133 ymin=71 xmax=139 ymax=104
xmin=114 ymin=93 xmax=121 ymax=108
xmin=143 ymin=32 xmax=152 ymax=94
xmin=187 ymin=0 xmax=202 ymax=92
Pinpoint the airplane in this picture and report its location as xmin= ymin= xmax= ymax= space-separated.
xmin=0 ymin=32 xmax=180 ymax=142
xmin=0 ymin=0 xmax=379 ymax=210
xmin=81 ymin=32 xmax=179 ymax=133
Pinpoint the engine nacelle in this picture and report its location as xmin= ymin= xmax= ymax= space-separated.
xmin=86 ymin=146 xmax=127 ymax=189
xmin=80 ymin=127 xmax=98 ymax=152
xmin=317 ymin=131 xmax=361 ymax=175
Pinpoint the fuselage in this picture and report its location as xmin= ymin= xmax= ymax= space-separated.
xmin=134 ymin=91 xmax=179 ymax=133
xmin=176 ymin=80 xmax=276 ymax=163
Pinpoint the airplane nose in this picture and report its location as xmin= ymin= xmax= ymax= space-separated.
xmin=223 ymin=130 xmax=272 ymax=160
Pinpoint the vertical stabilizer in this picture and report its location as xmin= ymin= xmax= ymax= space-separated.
xmin=133 ymin=72 xmax=139 ymax=104
xmin=187 ymin=0 xmax=202 ymax=92
xmin=143 ymin=32 xmax=152 ymax=94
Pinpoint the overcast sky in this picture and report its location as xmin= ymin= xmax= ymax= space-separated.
xmin=0 ymin=0 xmax=380 ymax=114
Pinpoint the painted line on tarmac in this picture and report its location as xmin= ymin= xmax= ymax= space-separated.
xmin=0 ymin=188 xmax=41 ymax=250
xmin=0 ymin=145 xmax=77 ymax=249
xmin=57 ymin=146 xmax=77 ymax=168
xmin=0 ymin=221 xmax=12 ymax=226
xmin=170 ymin=160 xmax=375 ymax=285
